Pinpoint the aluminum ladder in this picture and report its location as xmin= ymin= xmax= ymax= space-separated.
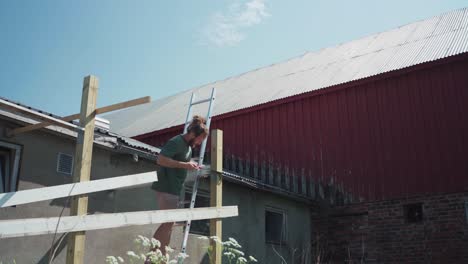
xmin=178 ymin=87 xmax=216 ymax=263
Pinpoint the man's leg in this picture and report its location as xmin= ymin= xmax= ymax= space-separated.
xmin=153 ymin=191 xmax=179 ymax=254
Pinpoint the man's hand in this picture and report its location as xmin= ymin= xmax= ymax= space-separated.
xmin=184 ymin=161 xmax=201 ymax=170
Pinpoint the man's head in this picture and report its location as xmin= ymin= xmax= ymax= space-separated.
xmin=186 ymin=115 xmax=208 ymax=148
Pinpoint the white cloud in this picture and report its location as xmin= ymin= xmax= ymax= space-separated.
xmin=202 ymin=0 xmax=270 ymax=47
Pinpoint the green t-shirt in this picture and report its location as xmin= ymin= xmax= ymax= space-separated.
xmin=152 ymin=135 xmax=192 ymax=195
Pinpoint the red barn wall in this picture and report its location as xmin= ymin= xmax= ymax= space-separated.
xmin=136 ymin=55 xmax=468 ymax=201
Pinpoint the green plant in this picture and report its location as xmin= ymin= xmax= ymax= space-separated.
xmin=198 ymin=236 xmax=258 ymax=264
xmin=105 ymin=235 xmax=188 ymax=264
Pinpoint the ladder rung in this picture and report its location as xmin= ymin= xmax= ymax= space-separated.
xmin=191 ymin=98 xmax=212 ymax=106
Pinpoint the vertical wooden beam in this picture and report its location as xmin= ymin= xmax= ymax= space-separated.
xmin=66 ymin=75 xmax=98 ymax=264
xmin=210 ymin=130 xmax=223 ymax=264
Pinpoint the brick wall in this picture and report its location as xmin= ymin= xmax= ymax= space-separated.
xmin=311 ymin=192 xmax=468 ymax=263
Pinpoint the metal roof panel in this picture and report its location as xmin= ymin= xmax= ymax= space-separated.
xmin=106 ymin=8 xmax=468 ymax=137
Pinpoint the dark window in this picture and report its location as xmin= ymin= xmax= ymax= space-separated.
xmin=0 ymin=141 xmax=22 ymax=193
xmin=265 ymin=208 xmax=287 ymax=244
xmin=57 ymin=153 xmax=74 ymax=175
xmin=404 ymin=203 xmax=423 ymax=223
xmin=184 ymin=191 xmax=210 ymax=235
xmin=465 ymin=201 xmax=468 ymax=224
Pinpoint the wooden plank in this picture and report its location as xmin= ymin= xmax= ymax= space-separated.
xmin=209 ymin=129 xmax=223 ymax=264
xmin=0 ymin=98 xmax=82 ymax=132
xmin=0 ymin=206 xmax=238 ymax=239
xmin=0 ymin=171 xmax=158 ymax=208
xmin=67 ymin=75 xmax=98 ymax=264
xmin=8 ymin=96 xmax=150 ymax=136
xmin=95 ymin=96 xmax=150 ymax=114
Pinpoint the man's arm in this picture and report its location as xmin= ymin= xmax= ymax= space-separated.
xmin=157 ymin=155 xmax=200 ymax=170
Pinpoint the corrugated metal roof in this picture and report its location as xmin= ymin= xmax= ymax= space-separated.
xmin=106 ymin=7 xmax=468 ymax=137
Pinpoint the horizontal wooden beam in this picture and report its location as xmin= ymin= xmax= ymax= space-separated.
xmin=0 ymin=171 xmax=158 ymax=208
xmin=95 ymin=96 xmax=150 ymax=115
xmin=0 ymin=98 xmax=82 ymax=132
xmin=7 ymin=113 xmax=78 ymax=137
xmin=7 ymin=96 xmax=151 ymax=137
xmin=0 ymin=206 xmax=238 ymax=238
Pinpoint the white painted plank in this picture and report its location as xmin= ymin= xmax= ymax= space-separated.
xmin=0 ymin=206 xmax=238 ymax=238
xmin=0 ymin=171 xmax=158 ymax=208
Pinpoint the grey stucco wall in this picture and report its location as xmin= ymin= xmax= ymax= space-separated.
xmin=221 ymin=181 xmax=311 ymax=264
xmin=0 ymin=120 xmax=212 ymax=264
xmin=0 ymin=119 xmax=312 ymax=263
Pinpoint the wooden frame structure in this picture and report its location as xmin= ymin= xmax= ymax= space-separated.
xmin=0 ymin=171 xmax=158 ymax=208
xmin=0 ymin=206 xmax=238 ymax=239
xmin=0 ymin=75 xmax=234 ymax=264
xmin=210 ymin=129 xmax=223 ymax=264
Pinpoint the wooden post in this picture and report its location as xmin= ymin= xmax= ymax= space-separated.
xmin=66 ymin=75 xmax=98 ymax=264
xmin=210 ymin=129 xmax=223 ymax=264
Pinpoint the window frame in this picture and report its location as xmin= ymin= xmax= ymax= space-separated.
xmin=183 ymin=189 xmax=210 ymax=236
xmin=265 ymin=206 xmax=288 ymax=245
xmin=0 ymin=140 xmax=22 ymax=193
xmin=465 ymin=200 xmax=468 ymax=224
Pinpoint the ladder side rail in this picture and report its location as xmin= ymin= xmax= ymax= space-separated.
xmin=183 ymin=93 xmax=196 ymax=134
xmin=179 ymin=88 xmax=216 ymax=260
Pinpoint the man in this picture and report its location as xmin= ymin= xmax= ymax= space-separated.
xmin=152 ymin=115 xmax=208 ymax=253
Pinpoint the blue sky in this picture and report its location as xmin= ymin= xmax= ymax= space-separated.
xmin=1 ymin=1 xmax=467 ymax=116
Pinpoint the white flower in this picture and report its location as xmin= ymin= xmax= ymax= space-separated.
xmin=151 ymin=238 xmax=161 ymax=249
xmin=177 ymin=252 xmax=189 ymax=259
xmin=168 ymin=260 xmax=178 ymax=264
xmin=238 ymin=256 xmax=247 ymax=263
xmin=143 ymin=238 xmax=151 ymax=247
xmin=165 ymin=245 xmax=174 ymax=253
xmin=228 ymin=237 xmax=242 ymax=248
xmin=126 ymin=251 xmax=140 ymax=259
xmin=117 ymin=256 xmax=124 ymax=263
xmin=249 ymin=256 xmax=258 ymax=262
xmin=222 ymin=241 xmax=233 ymax=246
xmin=210 ymin=236 xmax=222 ymax=244
xmin=228 ymin=248 xmax=245 ymax=256
xmin=105 ymin=256 xmax=118 ymax=264
xmin=224 ymin=252 xmax=234 ymax=257
xmin=135 ymin=235 xmax=151 ymax=248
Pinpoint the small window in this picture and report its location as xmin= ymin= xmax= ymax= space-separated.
xmin=57 ymin=153 xmax=74 ymax=175
xmin=404 ymin=203 xmax=423 ymax=223
xmin=464 ymin=201 xmax=468 ymax=223
xmin=265 ymin=208 xmax=287 ymax=244
xmin=184 ymin=190 xmax=210 ymax=235
xmin=0 ymin=141 xmax=22 ymax=193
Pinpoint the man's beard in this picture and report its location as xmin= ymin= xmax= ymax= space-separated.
xmin=188 ymin=138 xmax=197 ymax=148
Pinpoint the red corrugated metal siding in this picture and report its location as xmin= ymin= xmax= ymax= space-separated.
xmin=136 ymin=56 xmax=468 ymax=201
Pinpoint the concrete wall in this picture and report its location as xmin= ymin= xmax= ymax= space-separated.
xmin=191 ymin=179 xmax=313 ymax=264
xmin=0 ymin=120 xmax=213 ymax=264
xmin=0 ymin=119 xmax=312 ymax=263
